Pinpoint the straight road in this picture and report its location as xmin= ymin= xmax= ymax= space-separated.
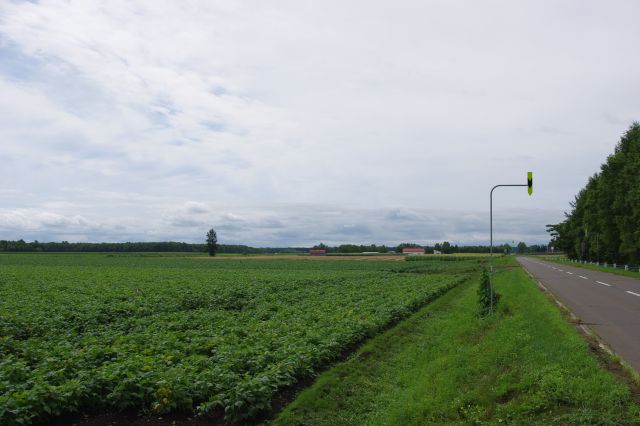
xmin=518 ymin=256 xmax=640 ymax=372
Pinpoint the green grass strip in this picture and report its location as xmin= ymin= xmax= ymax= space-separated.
xmin=539 ymin=255 xmax=640 ymax=280
xmin=272 ymin=259 xmax=640 ymax=425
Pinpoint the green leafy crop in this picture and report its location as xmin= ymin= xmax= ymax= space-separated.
xmin=0 ymin=254 xmax=469 ymax=424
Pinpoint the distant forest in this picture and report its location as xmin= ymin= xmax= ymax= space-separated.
xmin=0 ymin=240 xmax=290 ymax=254
xmin=0 ymin=239 xmax=547 ymax=254
xmin=548 ymin=123 xmax=640 ymax=264
xmin=313 ymin=242 xmax=546 ymax=254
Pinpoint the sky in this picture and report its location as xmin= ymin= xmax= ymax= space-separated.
xmin=1 ymin=0 xmax=639 ymax=247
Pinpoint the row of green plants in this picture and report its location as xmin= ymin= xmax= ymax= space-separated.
xmin=0 ymin=255 xmax=472 ymax=424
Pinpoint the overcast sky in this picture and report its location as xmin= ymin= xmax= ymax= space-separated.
xmin=1 ymin=1 xmax=639 ymax=246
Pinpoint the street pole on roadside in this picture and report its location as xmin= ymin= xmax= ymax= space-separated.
xmin=489 ymin=172 xmax=533 ymax=312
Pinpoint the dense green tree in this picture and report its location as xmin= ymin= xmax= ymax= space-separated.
xmin=548 ymin=123 xmax=640 ymax=264
xmin=312 ymin=243 xmax=329 ymax=251
xmin=441 ymin=241 xmax=452 ymax=254
xmin=516 ymin=242 xmax=527 ymax=254
xmin=337 ymin=244 xmax=387 ymax=253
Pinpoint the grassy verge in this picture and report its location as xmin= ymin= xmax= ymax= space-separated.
xmin=272 ymin=258 xmax=640 ymax=425
xmin=537 ymin=255 xmax=640 ymax=279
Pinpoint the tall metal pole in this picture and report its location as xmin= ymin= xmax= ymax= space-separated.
xmin=490 ymin=187 xmax=494 ymax=312
xmin=490 ymin=183 xmax=528 ymax=312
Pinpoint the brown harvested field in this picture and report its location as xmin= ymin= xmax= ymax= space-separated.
xmin=194 ymin=253 xmax=491 ymax=261
xmin=194 ymin=255 xmax=407 ymax=261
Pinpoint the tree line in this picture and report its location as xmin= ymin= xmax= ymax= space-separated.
xmin=311 ymin=243 xmax=391 ymax=253
xmin=314 ymin=241 xmax=547 ymax=254
xmin=0 ymin=240 xmax=303 ymax=254
xmin=547 ymin=123 xmax=640 ymax=264
xmin=0 ymin=239 xmax=546 ymax=254
xmin=396 ymin=241 xmax=546 ymax=254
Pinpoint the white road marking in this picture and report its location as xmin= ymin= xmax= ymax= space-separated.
xmin=566 ymin=271 xmax=573 ymax=275
xmin=558 ymin=269 xmax=564 ymax=272
xmin=579 ymin=275 xmax=588 ymax=280
xmin=626 ymin=291 xmax=640 ymax=297
xmin=596 ymin=281 xmax=611 ymax=287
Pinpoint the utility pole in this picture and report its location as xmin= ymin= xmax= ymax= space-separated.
xmin=489 ymin=172 xmax=533 ymax=312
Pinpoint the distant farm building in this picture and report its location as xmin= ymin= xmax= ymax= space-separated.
xmin=309 ymin=249 xmax=326 ymax=256
xmin=402 ymin=248 xmax=425 ymax=255
xmin=433 ymin=250 xmax=442 ymax=254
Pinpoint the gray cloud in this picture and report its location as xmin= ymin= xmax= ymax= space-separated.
xmin=183 ymin=202 xmax=208 ymax=214
xmin=0 ymin=204 xmax=564 ymax=246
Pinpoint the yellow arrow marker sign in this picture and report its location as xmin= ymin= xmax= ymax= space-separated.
xmin=527 ymin=171 xmax=533 ymax=196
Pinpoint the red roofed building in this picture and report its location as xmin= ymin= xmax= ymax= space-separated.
xmin=309 ymin=249 xmax=326 ymax=256
xmin=402 ymin=247 xmax=425 ymax=255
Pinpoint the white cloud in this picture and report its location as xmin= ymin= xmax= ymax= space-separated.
xmin=0 ymin=1 xmax=638 ymax=245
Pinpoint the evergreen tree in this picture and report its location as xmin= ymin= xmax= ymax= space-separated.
xmin=206 ymin=228 xmax=218 ymax=256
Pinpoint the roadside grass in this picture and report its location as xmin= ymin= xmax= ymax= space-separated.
xmin=538 ymin=255 xmax=640 ymax=280
xmin=272 ymin=257 xmax=640 ymax=425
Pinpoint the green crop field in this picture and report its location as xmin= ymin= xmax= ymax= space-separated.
xmin=0 ymin=254 xmax=477 ymax=425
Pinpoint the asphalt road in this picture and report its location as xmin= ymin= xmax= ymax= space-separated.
xmin=518 ymin=256 xmax=640 ymax=372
